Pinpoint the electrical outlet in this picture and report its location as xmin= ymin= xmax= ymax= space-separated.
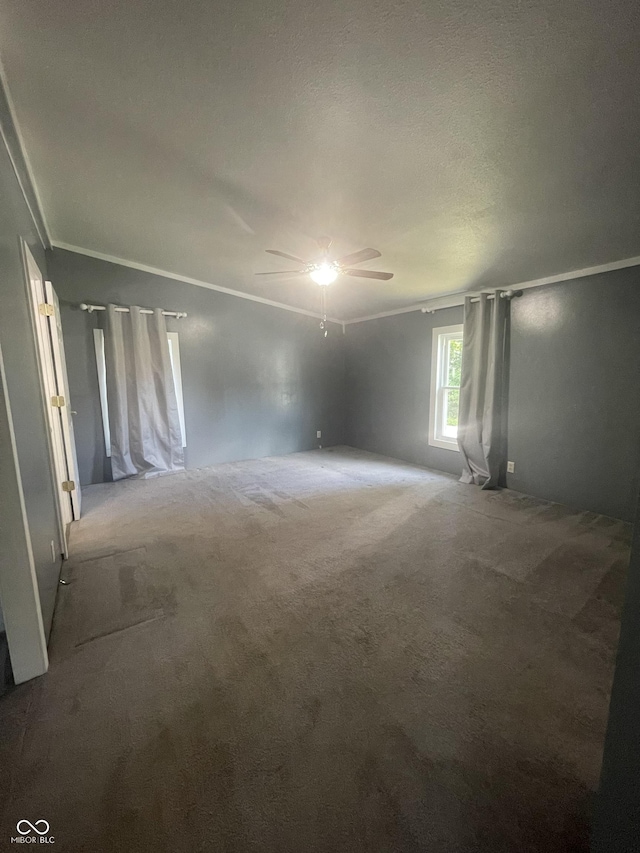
xmin=507 ymin=461 xmax=515 ymax=474
xmin=316 ymin=430 xmax=322 ymax=439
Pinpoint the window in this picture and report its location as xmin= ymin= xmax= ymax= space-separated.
xmin=166 ymin=332 xmax=186 ymax=451
xmin=429 ymin=324 xmax=463 ymax=451
xmin=93 ymin=329 xmax=186 ymax=457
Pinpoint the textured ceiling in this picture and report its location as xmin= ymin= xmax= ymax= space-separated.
xmin=1 ymin=0 xmax=640 ymax=319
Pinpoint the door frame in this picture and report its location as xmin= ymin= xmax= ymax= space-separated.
xmin=21 ymin=240 xmax=72 ymax=555
xmin=0 ymin=339 xmax=49 ymax=683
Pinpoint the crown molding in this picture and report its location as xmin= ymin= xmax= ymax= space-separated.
xmin=52 ymin=242 xmax=640 ymax=329
xmin=0 ymin=55 xmax=51 ymax=249
xmin=51 ymin=242 xmax=344 ymax=325
xmin=342 ymin=254 xmax=640 ymax=325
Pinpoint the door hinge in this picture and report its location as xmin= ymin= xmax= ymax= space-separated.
xmin=39 ymin=302 xmax=55 ymax=316
xmin=62 ymin=480 xmax=76 ymax=492
xmin=51 ymin=395 xmax=66 ymax=408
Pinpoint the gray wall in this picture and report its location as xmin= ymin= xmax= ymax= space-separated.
xmin=345 ymin=306 xmax=465 ymax=478
xmin=345 ymin=270 xmax=640 ymax=521
xmin=0 ymin=134 xmax=62 ymax=637
xmin=507 ymin=271 xmax=640 ymax=522
xmin=47 ymin=248 xmax=346 ymax=486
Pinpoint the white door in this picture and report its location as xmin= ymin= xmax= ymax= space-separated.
xmin=44 ymin=279 xmax=82 ymax=519
xmin=24 ymin=246 xmax=81 ymax=555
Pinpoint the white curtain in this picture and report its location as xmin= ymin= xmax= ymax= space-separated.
xmin=104 ymin=305 xmax=184 ymax=480
xmin=458 ymin=291 xmax=509 ymax=489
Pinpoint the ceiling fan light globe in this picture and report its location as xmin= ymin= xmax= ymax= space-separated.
xmin=309 ymin=262 xmax=339 ymax=286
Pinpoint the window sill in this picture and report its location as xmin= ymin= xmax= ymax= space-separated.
xmin=428 ymin=437 xmax=460 ymax=452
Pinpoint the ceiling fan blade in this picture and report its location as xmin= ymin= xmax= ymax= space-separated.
xmin=344 ymin=269 xmax=394 ymax=281
xmin=255 ymin=270 xmax=305 ymax=275
xmin=265 ymin=249 xmax=309 ymax=265
xmin=336 ymin=247 xmax=382 ymax=266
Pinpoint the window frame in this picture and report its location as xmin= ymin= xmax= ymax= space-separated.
xmin=428 ymin=323 xmax=463 ymax=452
xmin=93 ymin=328 xmax=186 ymax=457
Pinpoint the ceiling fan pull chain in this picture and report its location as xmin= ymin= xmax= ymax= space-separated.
xmin=320 ymin=288 xmax=328 ymax=337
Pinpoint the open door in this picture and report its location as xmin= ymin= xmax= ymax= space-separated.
xmin=24 ymin=246 xmax=81 ymax=557
xmin=44 ymin=280 xmax=82 ymax=520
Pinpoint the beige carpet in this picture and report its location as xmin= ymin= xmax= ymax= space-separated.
xmin=0 ymin=447 xmax=630 ymax=852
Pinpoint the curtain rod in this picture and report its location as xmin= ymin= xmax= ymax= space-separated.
xmin=420 ymin=289 xmax=521 ymax=314
xmin=80 ymin=302 xmax=187 ymax=319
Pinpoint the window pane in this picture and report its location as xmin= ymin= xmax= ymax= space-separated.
xmin=93 ymin=328 xmax=111 ymax=457
xmin=446 ymin=388 xmax=460 ymax=426
xmin=447 ymin=338 xmax=462 ymax=387
xmin=430 ymin=325 xmax=463 ymax=451
xmin=442 ymin=387 xmax=460 ymax=438
xmin=167 ymin=332 xmax=186 ymax=448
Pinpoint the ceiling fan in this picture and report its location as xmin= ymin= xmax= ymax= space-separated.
xmin=256 ymin=237 xmax=394 ymax=285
